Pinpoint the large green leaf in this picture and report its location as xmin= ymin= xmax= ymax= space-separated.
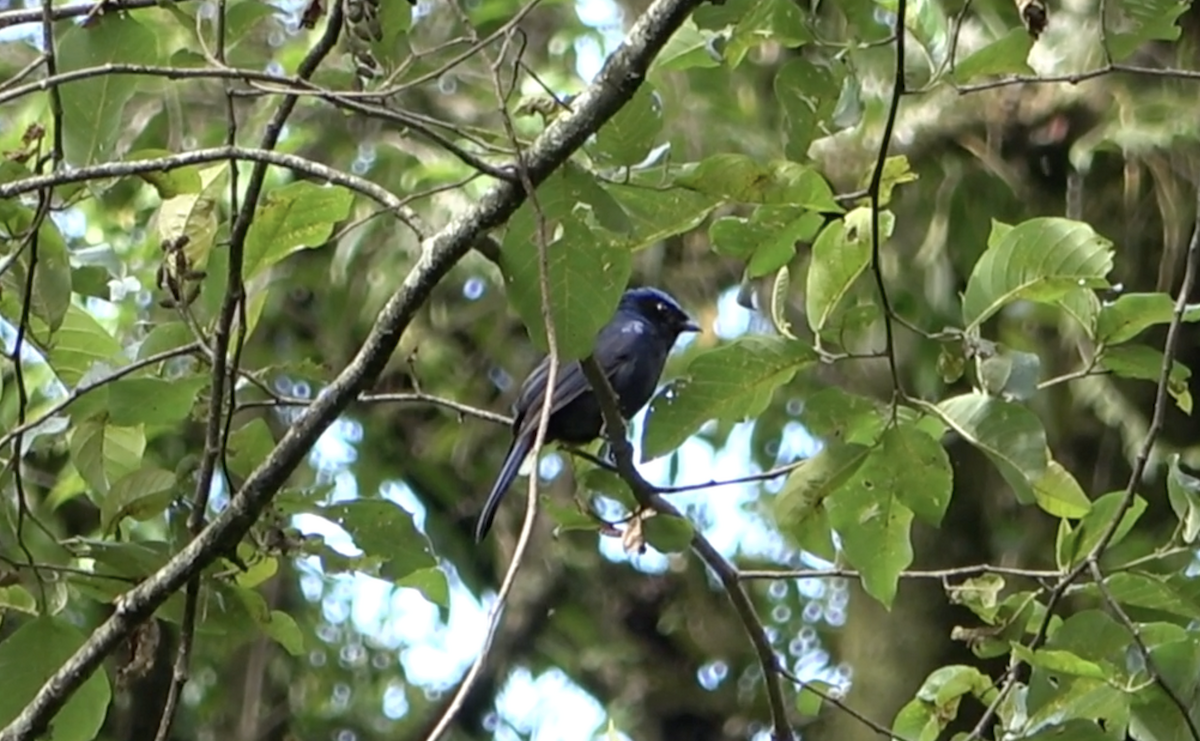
xmin=806 ymin=212 xmax=873 ymax=338
xmin=774 ymin=57 xmax=838 ymax=160
xmin=502 ymin=214 xmax=631 ymax=361
xmin=590 ymin=85 xmax=663 ymax=167
xmin=69 ymin=421 xmax=145 ymax=495
xmin=828 ymin=426 xmax=952 ymax=606
xmin=46 ymin=304 xmax=124 ymax=387
xmin=319 ymin=499 xmax=437 ymax=581
xmin=675 ymin=154 xmax=842 ymax=211
xmin=101 ymin=466 xmax=177 ymax=532
xmin=0 ymin=617 xmax=112 ymax=741
xmin=642 ymin=336 xmax=817 ymax=461
xmin=107 ymin=376 xmax=209 ymax=426
xmin=934 ymin=393 xmax=1048 ymax=503
xmin=243 ymin=180 xmax=355 ymax=277
xmin=1167 ymin=454 xmax=1200 ymax=543
xmin=1095 ymin=293 xmax=1200 ymax=345
xmin=57 ymin=15 xmax=159 ymax=166
xmin=709 ymin=206 xmax=823 ymax=277
xmin=962 ymin=218 xmax=1113 ymax=329
xmin=0 ymin=206 xmax=72 ymax=338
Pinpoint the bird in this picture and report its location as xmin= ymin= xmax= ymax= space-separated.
xmin=475 ymin=287 xmax=700 ymax=542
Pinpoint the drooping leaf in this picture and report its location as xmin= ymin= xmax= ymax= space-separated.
xmin=806 ymin=217 xmax=871 ymax=338
xmin=1064 ymin=490 xmax=1148 ymax=566
xmin=1099 ymin=344 xmax=1192 ymax=412
xmin=774 ymin=57 xmax=838 ymax=160
xmin=642 ymin=336 xmax=817 ymax=460
xmin=934 ymin=393 xmax=1048 ymax=503
xmin=0 ymin=206 xmax=72 ymax=337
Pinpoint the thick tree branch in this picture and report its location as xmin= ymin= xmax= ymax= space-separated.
xmin=0 ymin=0 xmax=705 ymax=737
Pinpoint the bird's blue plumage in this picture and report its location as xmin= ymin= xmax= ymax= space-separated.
xmin=474 ymin=287 xmax=699 ymax=542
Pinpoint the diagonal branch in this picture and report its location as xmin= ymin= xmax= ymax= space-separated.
xmin=577 ymin=358 xmax=795 ymax=741
xmin=0 ymin=0 xmax=707 ymax=737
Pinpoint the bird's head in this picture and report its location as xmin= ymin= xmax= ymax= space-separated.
xmin=619 ymin=287 xmax=701 ymax=337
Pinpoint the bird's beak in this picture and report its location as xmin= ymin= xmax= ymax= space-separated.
xmin=682 ymin=319 xmax=702 ymax=333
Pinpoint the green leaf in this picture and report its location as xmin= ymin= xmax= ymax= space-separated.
xmin=260 ymin=609 xmax=305 ymax=656
xmin=797 ymin=387 xmax=889 ymax=444
xmin=860 ymin=155 xmax=919 ymax=208
xmin=796 ymin=681 xmax=831 ymax=716
xmin=502 ymin=216 xmax=631 ymax=361
xmin=806 ymin=216 xmax=871 ymax=338
xmin=367 ymin=0 xmax=412 ymax=70
xmin=0 ymin=207 xmax=72 ymax=337
xmin=1095 ymin=293 xmax=1200 ymax=345
xmin=108 ymin=377 xmax=209 ymax=426
xmin=1099 ymin=344 xmax=1193 ymax=412
xmin=1032 ymin=461 xmax=1092 ymax=519
xmin=605 ymin=180 xmax=720 ymax=250
xmin=1167 ymin=455 xmax=1200 ymax=544
xmin=675 ymin=155 xmax=842 ymax=211
xmin=1013 ymin=645 xmax=1109 ymax=680
xmin=978 ymin=346 xmax=1041 ymax=401
xmin=57 ymin=15 xmax=159 ymax=165
xmin=826 ymin=426 xmax=948 ymax=607
xmin=227 ymin=419 xmax=277 ymax=480
xmin=642 ymin=337 xmax=817 ymax=460
xmin=893 ymin=698 xmax=940 ymax=741
xmin=962 ymin=218 xmax=1114 ymax=330
xmin=1107 ymin=0 xmax=1188 ymax=61
xmin=946 ymin=574 xmax=1006 ymax=622
xmin=69 ymin=421 xmax=145 ymax=495
xmin=774 ymin=57 xmax=838 ymax=160
xmin=319 ymin=499 xmax=436 ymax=580
xmin=1065 ymin=490 xmax=1147 ymax=566
xmin=725 ymin=0 xmax=811 ymax=66
xmin=652 ymin=20 xmax=723 ymax=70
xmin=398 ymin=566 xmax=450 ymax=608
xmin=243 ymin=181 xmax=355 ymax=277
xmin=775 ymin=443 xmax=868 ymax=561
xmin=591 ymin=85 xmax=663 ymax=167
xmin=46 ymin=304 xmax=124 ymax=387
xmin=1101 ymin=572 xmax=1200 ymax=620
xmin=101 ymin=466 xmax=177 ymax=531
xmin=125 ymin=148 xmax=202 ymax=197
xmin=151 ymin=164 xmax=226 ymax=271
xmin=710 ymin=206 xmax=823 ymax=277
xmin=934 ymin=393 xmax=1048 ymax=503
xmin=952 ymin=28 xmax=1035 ymax=82
xmin=642 ymin=513 xmax=695 ymax=553
xmin=770 ymin=266 xmax=796 ymax=339
xmin=137 ymin=322 xmax=196 ymax=361
xmin=0 ymin=616 xmax=112 ymax=741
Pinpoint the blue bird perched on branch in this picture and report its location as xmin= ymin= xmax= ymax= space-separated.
xmin=475 ymin=287 xmax=700 ymax=542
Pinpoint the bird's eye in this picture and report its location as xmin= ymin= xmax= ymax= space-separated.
xmin=656 ymin=301 xmax=668 ymax=314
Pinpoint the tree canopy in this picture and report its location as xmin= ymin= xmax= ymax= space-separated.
xmin=3 ymin=0 xmax=1200 ymax=739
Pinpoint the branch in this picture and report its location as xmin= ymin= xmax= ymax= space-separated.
xmin=0 ymin=0 xmax=707 ymax=736
xmin=577 ymin=358 xmax=794 ymax=741
xmin=0 ymin=0 xmax=196 ymax=29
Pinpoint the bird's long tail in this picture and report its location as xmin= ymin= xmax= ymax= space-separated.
xmin=474 ymin=433 xmax=533 ymax=542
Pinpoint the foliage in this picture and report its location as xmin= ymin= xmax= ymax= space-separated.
xmin=2 ymin=0 xmax=1200 ymax=739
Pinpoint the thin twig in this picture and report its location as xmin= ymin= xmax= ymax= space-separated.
xmin=777 ymin=667 xmax=903 ymax=741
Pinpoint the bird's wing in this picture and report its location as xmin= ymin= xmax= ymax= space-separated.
xmin=511 ymin=316 xmax=646 ymax=438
